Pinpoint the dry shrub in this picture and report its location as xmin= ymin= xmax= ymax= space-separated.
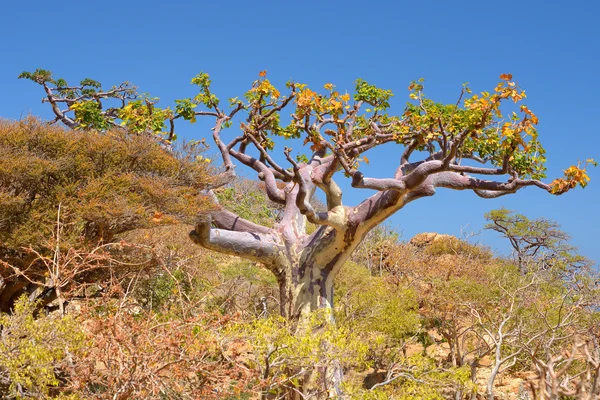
xmin=67 ymin=307 xmax=258 ymax=399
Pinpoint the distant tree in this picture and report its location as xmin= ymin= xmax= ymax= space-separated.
xmin=484 ymin=208 xmax=588 ymax=274
xmin=23 ymin=69 xmax=595 ymax=397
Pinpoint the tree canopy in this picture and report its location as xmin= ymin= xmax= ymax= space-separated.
xmin=20 ymin=69 xmax=595 ymax=201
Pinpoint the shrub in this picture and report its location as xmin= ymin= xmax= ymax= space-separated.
xmin=0 ymin=296 xmax=86 ymax=398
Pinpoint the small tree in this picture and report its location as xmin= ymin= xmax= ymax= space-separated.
xmin=484 ymin=208 xmax=588 ymax=274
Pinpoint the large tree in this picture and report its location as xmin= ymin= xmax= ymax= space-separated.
xmin=21 ymin=70 xmax=594 ymax=325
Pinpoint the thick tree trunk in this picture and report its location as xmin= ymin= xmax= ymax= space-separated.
xmin=276 ymin=235 xmax=349 ymax=399
xmin=273 ymin=261 xmax=343 ymax=399
xmin=289 ymin=269 xmax=344 ymax=400
xmin=271 ymin=227 xmax=354 ymax=399
xmin=279 ymin=258 xmax=337 ymax=323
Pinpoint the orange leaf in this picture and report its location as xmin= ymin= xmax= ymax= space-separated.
xmin=152 ymin=212 xmax=164 ymax=223
xmin=499 ymin=73 xmax=513 ymax=81
xmin=310 ymin=141 xmax=326 ymax=153
xmin=258 ymin=70 xmax=267 ymax=77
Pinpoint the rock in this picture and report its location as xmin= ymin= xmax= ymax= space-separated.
xmin=409 ymin=232 xmax=455 ymax=247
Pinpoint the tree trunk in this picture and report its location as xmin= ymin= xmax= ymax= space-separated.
xmin=276 ymin=242 xmax=347 ymax=399
xmin=470 ymin=362 xmax=479 ymax=400
xmin=279 ymin=259 xmax=336 ymax=323
xmin=487 ymin=363 xmax=500 ymax=400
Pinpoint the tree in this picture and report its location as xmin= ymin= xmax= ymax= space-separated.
xmin=22 ymin=69 xmax=593 ymax=322
xmin=484 ymin=208 xmax=588 ymax=274
xmin=23 ymin=70 xmax=594 ymax=396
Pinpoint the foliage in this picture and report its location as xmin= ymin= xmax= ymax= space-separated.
xmin=227 ymin=310 xmax=369 ymax=397
xmin=550 ymin=158 xmax=596 ymax=194
xmin=65 ymin=305 xmax=257 ymax=399
xmin=18 ymin=69 xmax=178 ymax=139
xmin=0 ymin=296 xmax=86 ymax=398
xmin=0 ymin=118 xmax=212 ymax=256
xmin=350 ymin=225 xmax=400 ymax=275
xmin=216 ymin=179 xmax=283 ymax=227
xmin=22 ymin=69 xmax=595 ymax=198
xmin=0 ymin=202 xmax=597 ymax=398
xmin=335 ymin=261 xmax=420 ymax=342
xmin=344 ymin=354 xmax=474 ymax=399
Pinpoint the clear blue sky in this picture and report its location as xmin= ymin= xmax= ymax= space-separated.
xmin=1 ymin=0 xmax=598 ymax=262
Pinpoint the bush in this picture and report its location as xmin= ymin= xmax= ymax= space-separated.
xmin=0 ymin=296 xmax=86 ymax=398
xmin=0 ymin=117 xmax=213 ymax=311
xmin=0 ymin=117 xmax=212 ymax=251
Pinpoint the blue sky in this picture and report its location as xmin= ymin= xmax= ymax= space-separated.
xmin=1 ymin=0 xmax=598 ymax=262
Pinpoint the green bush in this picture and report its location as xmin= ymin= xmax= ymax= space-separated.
xmin=0 ymin=296 xmax=86 ymax=397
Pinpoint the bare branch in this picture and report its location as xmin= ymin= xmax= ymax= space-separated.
xmin=432 ymin=171 xmax=551 ymax=196
xmin=189 ymin=215 xmax=283 ymax=264
xmin=41 ymin=83 xmax=78 ymax=129
xmin=228 ymin=148 xmax=286 ymax=204
xmin=311 ymin=157 xmax=343 ymax=209
xmin=244 ymin=132 xmax=293 ymax=181
xmin=203 ymin=190 xmax=273 ymax=234
xmin=284 ymin=149 xmax=343 ymax=227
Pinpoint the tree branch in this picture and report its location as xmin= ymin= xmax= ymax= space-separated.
xmin=432 ymin=171 xmax=551 ymax=197
xmin=189 ymin=215 xmax=283 ymax=264
xmin=202 ymin=190 xmax=273 ymax=234
xmin=41 ymin=83 xmax=78 ymax=129
xmin=311 ymin=157 xmax=343 ymax=210
xmin=228 ymin=148 xmax=286 ymax=204
xmin=284 ymin=149 xmax=343 ymax=227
